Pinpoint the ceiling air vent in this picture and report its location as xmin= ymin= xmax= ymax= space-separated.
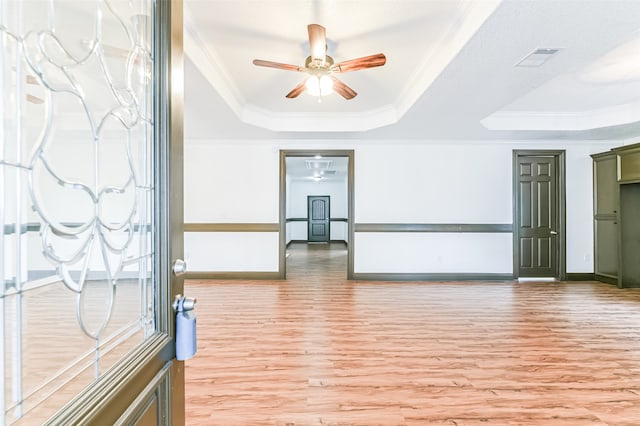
xmin=305 ymin=159 xmax=333 ymax=170
xmin=516 ymin=48 xmax=561 ymax=67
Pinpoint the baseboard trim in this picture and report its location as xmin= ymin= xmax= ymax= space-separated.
xmin=351 ymin=273 xmax=514 ymax=282
xmin=185 ymin=271 xmax=282 ymax=280
xmin=594 ymin=274 xmax=617 ymax=285
xmin=566 ymin=273 xmax=596 ymax=281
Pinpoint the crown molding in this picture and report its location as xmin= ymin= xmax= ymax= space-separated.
xmin=482 ymin=100 xmax=640 ymax=131
xmin=241 ymin=104 xmax=399 ymax=132
xmin=183 ymin=3 xmax=245 ymax=117
xmin=395 ymin=0 xmax=502 ymax=118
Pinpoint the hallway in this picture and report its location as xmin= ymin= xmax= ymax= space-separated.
xmin=185 ymin=243 xmax=640 ymax=425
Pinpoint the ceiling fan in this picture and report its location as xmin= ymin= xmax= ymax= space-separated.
xmin=252 ymin=24 xmax=386 ymax=100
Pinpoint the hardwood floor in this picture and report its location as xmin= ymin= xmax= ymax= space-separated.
xmin=185 ymin=242 xmax=640 ymax=425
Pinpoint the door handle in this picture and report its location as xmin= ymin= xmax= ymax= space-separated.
xmin=550 ymin=230 xmax=558 ymax=235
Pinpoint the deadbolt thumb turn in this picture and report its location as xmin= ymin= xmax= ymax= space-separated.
xmin=172 ymin=259 xmax=187 ymax=276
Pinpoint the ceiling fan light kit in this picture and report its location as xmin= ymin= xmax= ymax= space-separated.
xmin=305 ymin=74 xmax=334 ymax=97
xmin=252 ymin=24 xmax=386 ymax=100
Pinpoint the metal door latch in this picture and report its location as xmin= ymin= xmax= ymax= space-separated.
xmin=173 ymin=294 xmax=197 ymax=360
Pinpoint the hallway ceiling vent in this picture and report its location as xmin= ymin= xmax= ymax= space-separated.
xmin=305 ymin=159 xmax=334 ymax=170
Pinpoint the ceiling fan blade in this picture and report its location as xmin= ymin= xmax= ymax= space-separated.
xmin=330 ymin=76 xmax=357 ymax=100
xmin=253 ymin=59 xmax=305 ymax=72
xmin=332 ymin=53 xmax=386 ymax=73
xmin=307 ymin=24 xmax=327 ymax=61
xmin=285 ymin=80 xmax=307 ymax=99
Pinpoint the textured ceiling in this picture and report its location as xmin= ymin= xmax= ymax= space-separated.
xmin=184 ymin=0 xmax=640 ymax=140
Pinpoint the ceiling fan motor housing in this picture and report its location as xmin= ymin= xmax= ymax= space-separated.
xmin=305 ymin=55 xmax=334 ymax=71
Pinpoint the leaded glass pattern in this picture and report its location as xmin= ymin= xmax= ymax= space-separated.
xmin=0 ymin=1 xmax=155 ymax=423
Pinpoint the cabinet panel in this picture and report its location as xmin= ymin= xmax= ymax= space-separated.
xmin=594 ymin=219 xmax=618 ymax=278
xmin=618 ymin=148 xmax=640 ymax=183
xmin=591 ymin=151 xmax=619 ymax=284
xmin=593 ymin=154 xmax=618 ymax=215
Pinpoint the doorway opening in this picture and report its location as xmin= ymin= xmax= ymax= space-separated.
xmin=280 ymin=150 xmax=354 ymax=280
xmin=512 ymin=150 xmax=566 ymax=280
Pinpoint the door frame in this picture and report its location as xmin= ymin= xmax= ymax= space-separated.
xmin=512 ymin=150 xmax=566 ymax=280
xmin=280 ymin=150 xmax=354 ymax=279
xmin=46 ymin=1 xmax=185 ymax=424
xmin=307 ymin=195 xmax=331 ymax=243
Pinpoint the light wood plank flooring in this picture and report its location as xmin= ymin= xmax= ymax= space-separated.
xmin=185 ymin=242 xmax=640 ymax=425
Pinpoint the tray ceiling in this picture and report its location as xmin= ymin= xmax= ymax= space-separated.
xmin=184 ymin=0 xmax=640 ymax=138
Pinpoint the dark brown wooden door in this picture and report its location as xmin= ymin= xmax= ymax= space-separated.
xmin=308 ymin=196 xmax=330 ymax=242
xmin=515 ymin=155 xmax=558 ymax=277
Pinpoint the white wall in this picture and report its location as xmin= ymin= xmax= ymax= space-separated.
xmin=354 ymin=143 xmax=513 ymax=274
xmin=565 ymin=144 xmax=602 ymax=271
xmin=184 ymin=139 xmax=620 ymax=275
xmin=354 ymin=141 xmax=615 ymax=274
xmin=356 ymin=144 xmax=513 ymax=223
xmin=184 ymin=232 xmax=279 ymax=272
xmin=355 ymin=233 xmax=512 ymax=273
xmin=184 ymin=142 xmax=279 ymax=223
xmin=22 ymin=136 xmax=625 ymax=277
xmin=184 ymin=141 xmax=280 ymax=271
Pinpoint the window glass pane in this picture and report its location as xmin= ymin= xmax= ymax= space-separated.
xmin=1 ymin=0 xmax=155 ymax=423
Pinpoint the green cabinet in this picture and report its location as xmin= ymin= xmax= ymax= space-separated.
xmin=593 ymin=143 xmax=640 ymax=288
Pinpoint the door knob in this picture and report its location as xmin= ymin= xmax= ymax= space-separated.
xmin=172 ymin=259 xmax=187 ymax=276
xmin=550 ymin=230 xmax=558 ymax=235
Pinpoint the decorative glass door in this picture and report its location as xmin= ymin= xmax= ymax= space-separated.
xmin=1 ymin=1 xmax=184 ymax=424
